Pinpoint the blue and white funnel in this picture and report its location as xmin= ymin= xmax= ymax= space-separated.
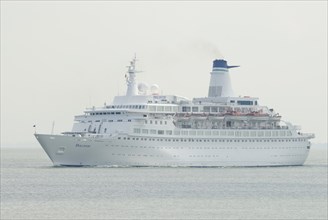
xmin=208 ymin=59 xmax=239 ymax=97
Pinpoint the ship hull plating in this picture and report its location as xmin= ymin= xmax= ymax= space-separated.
xmin=35 ymin=134 xmax=311 ymax=167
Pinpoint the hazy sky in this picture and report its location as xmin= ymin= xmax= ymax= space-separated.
xmin=1 ymin=1 xmax=327 ymax=147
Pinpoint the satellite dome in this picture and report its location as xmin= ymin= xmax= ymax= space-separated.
xmin=150 ymin=84 xmax=160 ymax=95
xmin=138 ymin=82 xmax=149 ymax=95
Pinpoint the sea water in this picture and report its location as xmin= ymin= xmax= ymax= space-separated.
xmin=1 ymin=147 xmax=327 ymax=219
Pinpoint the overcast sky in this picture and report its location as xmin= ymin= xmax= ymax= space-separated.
xmin=1 ymin=1 xmax=327 ymax=147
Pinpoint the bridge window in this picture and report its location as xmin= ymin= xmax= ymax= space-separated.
xmin=237 ymin=100 xmax=253 ymax=105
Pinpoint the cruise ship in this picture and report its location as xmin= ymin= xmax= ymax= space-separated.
xmin=35 ymin=56 xmax=314 ymax=167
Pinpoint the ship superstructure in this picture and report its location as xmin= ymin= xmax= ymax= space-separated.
xmin=35 ymin=56 xmax=314 ymax=167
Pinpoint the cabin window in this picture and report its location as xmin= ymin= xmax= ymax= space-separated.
xmin=243 ymin=131 xmax=249 ymax=137
xmin=258 ymin=131 xmax=264 ymax=137
xmin=203 ymin=106 xmax=210 ymax=112
xmin=142 ymin=129 xmax=148 ymax=134
xmin=134 ymin=128 xmax=141 ymax=134
xmin=149 ymin=106 xmax=156 ymax=111
xmin=211 ymin=107 xmax=218 ymax=112
xmin=166 ymin=130 xmax=172 ymax=135
xmin=197 ymin=131 xmax=204 ymax=136
xmin=174 ymin=130 xmax=180 ymax=135
xmin=158 ymin=130 xmax=164 ymax=135
xmin=212 ymin=131 xmax=219 ymax=135
xmin=150 ymin=129 xmax=156 ymax=134
xmin=182 ymin=106 xmax=191 ymax=112
xmin=165 ymin=106 xmax=172 ymax=111
xmin=157 ymin=106 xmax=164 ymax=111
xmin=235 ymin=131 xmax=242 ymax=137
xmin=272 ymin=131 xmax=278 ymax=136
xmin=192 ymin=107 xmax=198 ymax=112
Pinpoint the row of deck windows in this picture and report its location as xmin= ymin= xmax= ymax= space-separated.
xmin=133 ymin=128 xmax=292 ymax=137
xmin=110 ymin=152 xmax=303 ymax=159
xmin=90 ymin=112 xmax=123 ymax=115
xmin=107 ymin=105 xmax=147 ymax=109
xmin=92 ymin=103 xmax=260 ymax=115
xmin=106 ymin=105 xmax=179 ymax=112
xmin=118 ymin=137 xmax=307 ymax=143
xmin=145 ymin=120 xmax=168 ymax=125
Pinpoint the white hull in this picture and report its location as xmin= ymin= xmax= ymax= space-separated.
xmin=35 ymin=134 xmax=311 ymax=167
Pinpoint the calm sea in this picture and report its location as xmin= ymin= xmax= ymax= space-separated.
xmin=1 ymin=147 xmax=327 ymax=220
